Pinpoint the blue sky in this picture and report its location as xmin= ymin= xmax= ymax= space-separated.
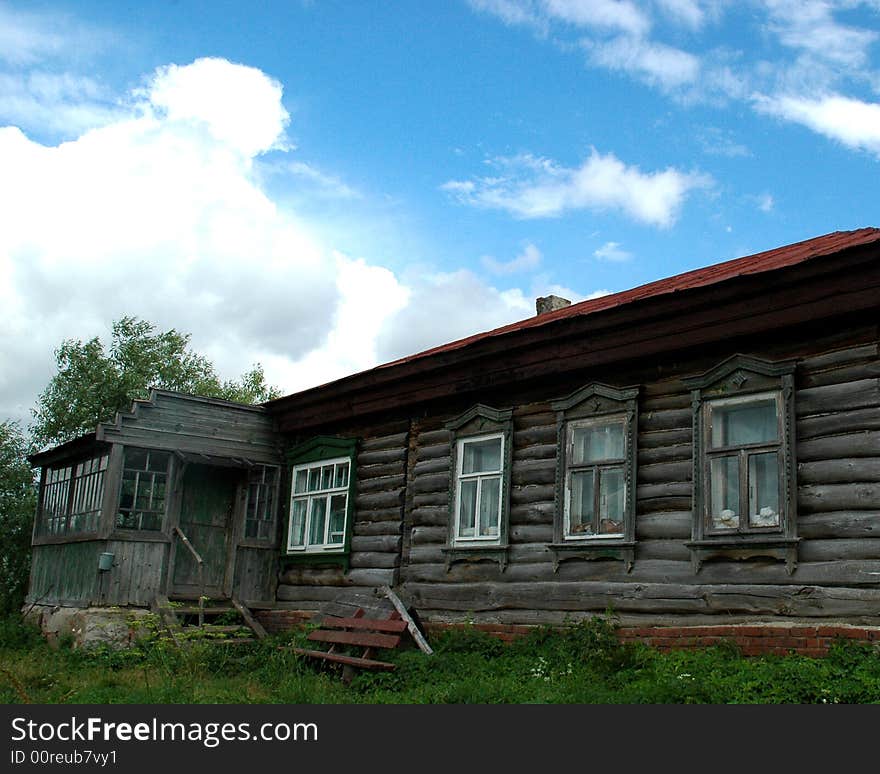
xmin=1 ymin=1 xmax=879 ymax=425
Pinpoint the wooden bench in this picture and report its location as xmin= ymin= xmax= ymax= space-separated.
xmin=293 ymin=608 xmax=408 ymax=683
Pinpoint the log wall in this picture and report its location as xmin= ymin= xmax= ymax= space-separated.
xmin=274 ymin=323 xmax=880 ymax=626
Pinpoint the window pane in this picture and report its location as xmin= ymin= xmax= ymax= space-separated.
xmin=599 ymin=468 xmax=625 ymax=534
xmin=569 ymin=470 xmax=595 ymax=536
xmin=328 ymin=494 xmax=347 ymax=544
xmin=711 ymin=398 xmax=778 ymax=447
xmin=308 ymin=468 xmax=321 ymax=492
xmin=572 ymin=422 xmax=625 ymax=463
xmin=462 ymin=438 xmax=502 ymax=474
xmin=457 ymin=479 xmax=478 ymax=537
xmin=710 ymin=456 xmax=739 ymax=529
xmin=125 ymin=449 xmax=147 ymax=470
xmin=119 ymin=472 xmax=136 ymax=510
xmin=335 ymin=462 xmax=349 ymax=488
xmin=147 ymin=451 xmax=170 ymax=472
xmin=478 ymin=476 xmax=500 ymax=537
xmin=749 ymin=452 xmax=780 ymax=527
xmin=321 ymin=465 xmax=334 ymax=490
xmin=294 ymin=469 xmax=308 ymax=494
xmin=308 ymin=497 xmax=327 ymax=545
xmin=290 ymin=499 xmax=307 ymax=546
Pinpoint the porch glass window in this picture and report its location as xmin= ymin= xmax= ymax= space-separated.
xmin=288 ymin=457 xmax=350 ymax=551
xmin=705 ymin=393 xmax=782 ymax=533
xmin=244 ymin=465 xmax=279 ymax=540
xmin=39 ymin=453 xmax=108 ymax=535
xmin=454 ymin=434 xmax=504 ymax=542
xmin=116 ymin=448 xmax=170 ymax=531
xmin=564 ymin=418 xmax=626 ymax=538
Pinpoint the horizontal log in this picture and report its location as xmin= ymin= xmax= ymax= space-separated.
xmin=637 ymin=460 xmax=691 ymax=485
xmin=514 ymin=426 xmax=557 ymax=447
xmin=510 ymin=484 xmax=555 ymax=506
xmin=510 ymin=523 xmax=554 ymax=543
xmin=797 ymin=432 xmax=880 ymax=461
xmin=278 ymin=567 xmax=395 ymax=587
xmin=636 ymin=482 xmax=692 ymax=500
xmin=515 ymin=411 xmax=556 ymax=430
xmin=350 ymin=534 xmax=402 ymax=553
xmin=412 ymin=491 xmax=448 ymax=508
xmin=416 ymin=443 xmax=451 ymax=462
xmin=639 ymin=428 xmax=692 ymax=449
xmin=275 ymin=585 xmax=347 ymax=603
xmin=509 ymin=501 xmax=556 ymax=524
xmin=407 ymin=546 xmax=445 ymax=565
xmin=354 ymin=507 xmax=402 ymax=524
xmin=412 ymin=456 xmax=451 ymax=476
xmin=412 ymin=473 xmax=450 ymax=495
xmin=409 ymin=505 xmax=449 ymax=526
xmin=513 ymin=443 xmax=557 ymax=461
xmin=798 ymin=407 xmax=880 ymax=440
xmin=417 ymin=429 xmax=451 ymax=446
xmin=641 ymin=393 xmax=690 ymax=412
xmin=357 ymin=461 xmax=406 ymax=480
xmin=635 ymin=539 xmax=691 ymax=562
xmin=358 ymin=473 xmax=407 ymax=493
xmin=798 ymin=458 xmax=880 ymax=485
xmin=799 ymin=360 xmax=880 ymax=389
xmin=357 ymin=448 xmax=407 ymax=466
xmin=796 ymin=379 xmax=879 ymax=416
xmin=410 ymin=526 xmax=447 ymax=546
xmin=798 ymin=538 xmax=880 ymax=562
xmin=638 ymin=443 xmax=692 ymax=466
xmin=349 ymin=551 xmax=400 ymax=569
xmin=511 ymin=459 xmax=556 ymax=486
xmin=636 ymin=511 xmax=691 ymax=540
xmin=638 ymin=408 xmax=691 ymax=432
xmin=799 ymin=483 xmax=880 ymax=513
xmin=797 ymin=511 xmax=880 ymax=539
xmin=355 ymin=490 xmax=404 ymax=510
xmin=353 ymin=519 xmax=402 ymax=536
xmin=509 ymin=543 xmax=553 ymax=563
xmin=360 ymin=432 xmax=409 ymax=451
xmin=637 ymin=496 xmax=692 ymax=514
xmin=800 ymin=343 xmax=878 ymax=372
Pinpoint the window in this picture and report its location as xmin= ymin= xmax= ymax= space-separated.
xmin=551 ymin=384 xmax=638 ymax=571
xmin=244 ymin=465 xmax=279 ymax=541
xmin=454 ymin=433 xmax=504 ymax=542
xmin=288 ymin=457 xmax=351 ymax=552
xmin=38 ymin=452 xmax=109 ymax=536
xmin=284 ymin=436 xmax=357 ymax=561
xmin=684 ymin=354 xmax=798 ymax=573
xmin=564 ymin=417 xmax=627 ymax=539
xmin=444 ymin=405 xmax=513 ymax=568
xmin=116 ymin=448 xmax=170 ymax=531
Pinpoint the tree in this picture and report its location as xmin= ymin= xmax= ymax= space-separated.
xmin=30 ymin=316 xmax=282 ymax=449
xmin=0 ymin=421 xmax=37 ymax=614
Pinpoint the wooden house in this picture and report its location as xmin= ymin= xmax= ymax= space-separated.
xmin=25 ymin=228 xmax=880 ymax=648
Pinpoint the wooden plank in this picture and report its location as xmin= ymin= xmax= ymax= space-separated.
xmin=382 ymin=586 xmax=434 ymax=655
xmin=292 ymin=648 xmax=395 ymax=670
xmin=318 ymin=615 xmax=407 ymax=633
xmin=231 ymin=597 xmax=268 ymax=640
xmin=307 ymin=629 xmax=402 ymax=649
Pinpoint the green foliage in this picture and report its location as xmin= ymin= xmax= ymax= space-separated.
xmin=0 ymin=422 xmax=37 ymax=614
xmin=4 ymin=614 xmax=880 ymax=705
xmin=30 ymin=316 xmax=282 ymax=449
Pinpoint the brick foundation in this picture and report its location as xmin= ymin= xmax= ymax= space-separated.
xmin=254 ymin=610 xmax=880 ymax=657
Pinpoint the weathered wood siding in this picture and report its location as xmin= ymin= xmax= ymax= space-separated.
xmin=98 ymin=390 xmax=281 ymax=463
xmin=387 ymin=330 xmax=880 ymax=626
xmin=275 ymin=427 xmax=406 ymax=608
xmin=100 ymin=540 xmax=168 ymax=606
xmin=233 ymin=547 xmax=277 ymax=604
xmin=27 ymin=542 xmax=105 ymax=607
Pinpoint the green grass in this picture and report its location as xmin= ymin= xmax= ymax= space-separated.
xmin=2 ymin=614 xmax=880 ymax=704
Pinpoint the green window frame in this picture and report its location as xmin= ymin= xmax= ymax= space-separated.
xmin=115 ymin=447 xmax=170 ymax=532
xmin=283 ymin=436 xmax=357 ymax=567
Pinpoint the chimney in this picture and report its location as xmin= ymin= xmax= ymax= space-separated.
xmin=535 ymin=294 xmax=571 ymax=316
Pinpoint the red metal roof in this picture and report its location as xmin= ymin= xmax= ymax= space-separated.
xmin=377 ymin=228 xmax=880 ymax=370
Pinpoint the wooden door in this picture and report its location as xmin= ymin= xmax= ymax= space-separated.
xmin=172 ymin=464 xmax=240 ymax=598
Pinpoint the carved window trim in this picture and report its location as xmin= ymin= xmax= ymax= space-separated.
xmin=550 ymin=383 xmax=639 ymax=572
xmin=443 ymin=404 xmax=513 ymax=571
xmin=683 ymin=354 xmax=799 ymax=573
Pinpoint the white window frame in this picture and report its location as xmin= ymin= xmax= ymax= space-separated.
xmin=287 ymin=455 xmax=351 ymax=553
xmin=563 ymin=414 xmax=628 ymax=541
xmin=453 ymin=432 xmax=505 ymax=544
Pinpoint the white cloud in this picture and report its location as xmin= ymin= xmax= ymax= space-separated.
xmin=586 ymin=34 xmax=701 ymax=89
xmin=653 ymin=0 xmax=706 ymax=29
xmin=593 ymin=241 xmax=633 ymax=261
xmin=481 ymin=242 xmax=543 ymax=274
xmin=754 ymin=93 xmax=880 ymax=155
xmin=282 ymin=160 xmax=361 ymax=199
xmin=755 ymin=192 xmax=774 ymax=212
xmin=542 ymin=0 xmax=650 ymax=36
xmin=442 ymin=149 xmax=711 ymax=227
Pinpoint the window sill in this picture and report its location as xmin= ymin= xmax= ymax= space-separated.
xmin=686 ymin=537 xmax=799 ymax=574
xmin=107 ymin=530 xmax=171 ymax=543
xmin=549 ymin=541 xmax=635 ymax=573
xmin=32 ymin=532 xmax=102 ymax=546
xmin=442 ymin=545 xmax=509 ymax=572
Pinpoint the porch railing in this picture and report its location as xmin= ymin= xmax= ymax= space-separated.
xmin=173 ymin=526 xmax=206 ymax=627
